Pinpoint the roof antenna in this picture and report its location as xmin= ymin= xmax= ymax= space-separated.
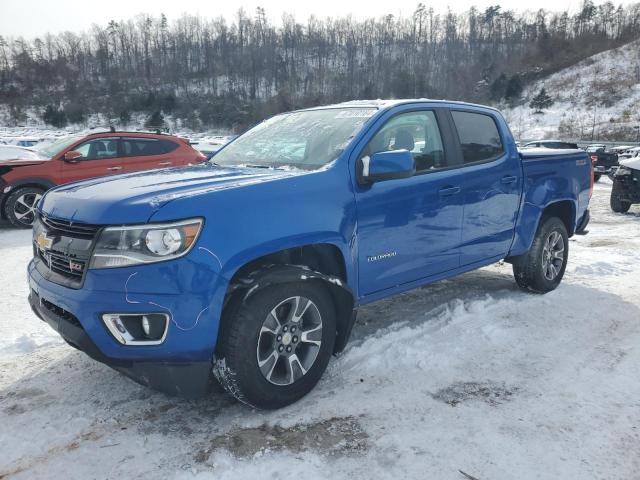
xmin=109 ymin=125 xmax=116 ymax=133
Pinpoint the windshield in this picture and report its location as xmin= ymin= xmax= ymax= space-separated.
xmin=586 ymin=146 xmax=605 ymax=153
xmin=212 ymin=108 xmax=376 ymax=170
xmin=37 ymin=135 xmax=83 ymax=158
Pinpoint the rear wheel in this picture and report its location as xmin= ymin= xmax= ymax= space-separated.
xmin=610 ymin=179 xmax=631 ymax=213
xmin=4 ymin=186 xmax=44 ymax=228
xmin=214 ymin=281 xmax=336 ymax=409
xmin=593 ymin=173 xmax=602 ymax=182
xmin=513 ymin=216 xmax=568 ymax=293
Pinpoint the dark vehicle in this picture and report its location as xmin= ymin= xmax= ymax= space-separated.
xmin=0 ymin=131 xmax=207 ymax=227
xmin=610 ymin=157 xmax=640 ymax=213
xmin=586 ymin=145 xmax=619 ymax=182
xmin=29 ymin=100 xmax=592 ymax=409
xmin=521 ymin=140 xmax=580 ymax=150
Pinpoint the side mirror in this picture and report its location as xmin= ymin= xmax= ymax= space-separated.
xmin=359 ymin=150 xmax=415 ymax=184
xmin=64 ymin=150 xmax=82 ymax=162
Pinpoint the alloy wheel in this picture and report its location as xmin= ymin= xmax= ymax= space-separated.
xmin=541 ymin=230 xmax=565 ymax=281
xmin=13 ymin=192 xmax=42 ymax=225
xmin=256 ymin=295 xmax=323 ymax=386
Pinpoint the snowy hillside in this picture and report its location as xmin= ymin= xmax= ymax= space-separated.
xmin=502 ymin=39 xmax=640 ymax=141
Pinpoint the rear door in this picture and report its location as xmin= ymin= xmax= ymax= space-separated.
xmin=61 ymin=137 xmax=122 ymax=183
xmin=354 ymin=107 xmax=466 ymax=296
xmin=449 ymin=109 xmax=522 ymax=266
xmin=121 ymin=137 xmax=181 ymax=173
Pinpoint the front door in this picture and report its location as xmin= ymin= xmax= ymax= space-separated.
xmin=354 ymin=109 xmax=466 ymax=296
xmin=61 ymin=137 xmax=122 ymax=183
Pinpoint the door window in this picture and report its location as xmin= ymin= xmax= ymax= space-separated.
xmin=451 ymin=111 xmax=504 ymax=164
xmin=366 ymin=111 xmax=446 ymax=173
xmin=122 ymin=138 xmax=178 ymax=157
xmin=74 ymin=138 xmax=118 ymax=160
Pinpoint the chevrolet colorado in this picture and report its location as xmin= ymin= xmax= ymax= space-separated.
xmin=27 ymin=100 xmax=592 ymax=409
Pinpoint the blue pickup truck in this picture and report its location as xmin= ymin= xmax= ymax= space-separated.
xmin=28 ymin=100 xmax=592 ymax=408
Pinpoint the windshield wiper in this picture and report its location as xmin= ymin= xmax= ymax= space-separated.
xmin=243 ymin=164 xmax=272 ymax=169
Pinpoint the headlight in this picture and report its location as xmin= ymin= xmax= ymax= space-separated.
xmin=90 ymin=218 xmax=202 ymax=269
xmin=615 ymin=166 xmax=632 ymax=176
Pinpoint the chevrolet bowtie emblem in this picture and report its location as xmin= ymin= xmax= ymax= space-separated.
xmin=36 ymin=232 xmax=53 ymax=251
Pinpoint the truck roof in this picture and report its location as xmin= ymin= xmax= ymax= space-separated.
xmin=298 ymin=99 xmax=502 ymax=114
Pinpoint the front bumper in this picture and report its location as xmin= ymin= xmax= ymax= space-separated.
xmin=29 ymin=288 xmax=213 ymax=397
xmin=614 ymin=173 xmax=640 ymax=203
xmin=27 ymin=256 xmax=227 ymax=398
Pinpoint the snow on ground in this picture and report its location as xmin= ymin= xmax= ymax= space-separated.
xmin=1 ymin=181 xmax=639 ymax=479
xmin=501 ymin=40 xmax=640 ymax=141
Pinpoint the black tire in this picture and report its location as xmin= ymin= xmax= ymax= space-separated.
xmin=3 ymin=186 xmax=44 ymax=228
xmin=610 ymin=180 xmax=631 ymax=213
xmin=593 ymin=173 xmax=602 ymax=182
xmin=213 ymin=281 xmax=336 ymax=409
xmin=512 ymin=216 xmax=569 ymax=294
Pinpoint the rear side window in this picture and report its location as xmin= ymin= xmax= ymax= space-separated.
xmin=451 ymin=111 xmax=504 ymax=163
xmin=122 ymin=138 xmax=179 ymax=157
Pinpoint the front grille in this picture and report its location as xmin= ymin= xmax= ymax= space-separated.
xmin=34 ymin=213 xmax=101 ymax=287
xmin=33 ymin=289 xmax=82 ymax=327
xmin=38 ymin=249 xmax=86 ymax=279
xmin=40 ymin=214 xmax=101 ymax=240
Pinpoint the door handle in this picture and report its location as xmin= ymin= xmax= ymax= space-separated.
xmin=107 ymin=166 xmax=122 ymax=171
xmin=438 ymin=186 xmax=461 ymax=197
xmin=158 ymin=161 xmax=172 ymax=166
xmin=501 ymin=175 xmax=518 ymax=184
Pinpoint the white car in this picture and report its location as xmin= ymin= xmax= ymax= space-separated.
xmin=0 ymin=145 xmax=45 ymax=161
xmin=618 ymin=146 xmax=640 ymax=159
xmin=190 ymin=136 xmax=236 ymax=159
xmin=4 ymin=137 xmax=42 ymax=148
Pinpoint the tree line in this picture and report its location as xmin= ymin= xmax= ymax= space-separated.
xmin=1 ymin=1 xmax=639 ymax=131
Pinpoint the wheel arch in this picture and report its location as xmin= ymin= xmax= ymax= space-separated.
xmin=508 ymin=197 xmax=577 ymax=258
xmin=220 ymin=244 xmax=356 ymax=354
xmin=1 ymin=180 xmax=54 ymax=219
xmin=541 ymin=200 xmax=576 ymax=237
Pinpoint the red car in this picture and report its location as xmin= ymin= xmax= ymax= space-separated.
xmin=0 ymin=130 xmax=206 ymax=227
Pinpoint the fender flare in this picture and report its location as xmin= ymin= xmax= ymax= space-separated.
xmin=1 ymin=178 xmax=57 ymax=219
xmin=226 ymin=264 xmax=357 ymax=354
xmin=6 ymin=177 xmax=57 ymax=192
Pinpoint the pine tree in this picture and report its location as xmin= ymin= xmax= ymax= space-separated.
xmin=529 ymin=87 xmax=554 ymax=113
xmin=145 ymin=110 xmax=165 ymax=130
xmin=119 ymin=109 xmax=131 ymax=126
xmin=42 ymin=105 xmax=67 ymax=127
xmin=505 ymin=75 xmax=523 ymax=103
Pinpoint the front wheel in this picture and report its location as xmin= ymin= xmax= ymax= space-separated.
xmin=594 ymin=173 xmax=602 ymax=182
xmin=4 ymin=186 xmax=44 ymax=228
xmin=610 ymin=180 xmax=631 ymax=213
xmin=214 ymin=281 xmax=336 ymax=409
xmin=512 ymin=216 xmax=569 ymax=293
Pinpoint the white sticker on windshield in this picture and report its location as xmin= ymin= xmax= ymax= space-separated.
xmin=334 ymin=109 xmax=376 ymax=119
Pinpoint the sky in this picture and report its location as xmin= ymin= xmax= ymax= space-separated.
xmin=0 ymin=0 xmax=633 ymax=39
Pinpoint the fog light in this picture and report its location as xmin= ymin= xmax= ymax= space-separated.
xmin=142 ymin=315 xmax=151 ymax=336
xmin=102 ymin=313 xmax=169 ymax=345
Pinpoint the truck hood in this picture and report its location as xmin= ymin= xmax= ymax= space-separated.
xmin=39 ymin=164 xmax=303 ymax=224
xmin=0 ymin=158 xmax=49 ymax=167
